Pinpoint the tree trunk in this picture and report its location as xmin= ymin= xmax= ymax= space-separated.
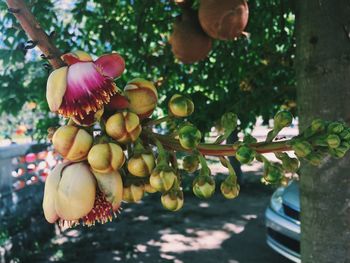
xmin=295 ymin=1 xmax=350 ymax=262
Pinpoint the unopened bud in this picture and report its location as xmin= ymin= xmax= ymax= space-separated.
xmin=236 ymin=145 xmax=255 ymax=164
xmin=305 ymin=153 xmax=324 ymax=166
xmin=150 ymin=166 xmax=177 ymax=192
xmin=311 ymin=119 xmax=326 ymax=133
xmin=220 ymin=179 xmax=240 ymax=199
xmin=168 ymin=94 xmax=194 ymax=118
xmin=327 ymin=122 xmax=344 ymax=134
xmin=122 ymin=184 xmax=144 ymax=203
xmin=182 ymin=155 xmax=199 ymax=173
xmin=192 ymin=175 xmax=215 ymax=199
xmin=263 ymin=164 xmax=283 ymax=184
xmin=327 ymin=134 xmax=341 ymax=149
xmin=292 ymin=140 xmax=313 ymax=158
xmin=221 ymin=112 xmax=237 ymax=132
xmin=274 ymin=111 xmax=293 ymax=129
xmin=161 ymin=190 xmax=184 ymax=211
xmin=179 ymin=125 xmax=202 ymax=150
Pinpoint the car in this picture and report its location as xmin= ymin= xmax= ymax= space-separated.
xmin=265 ymin=180 xmax=301 ymax=262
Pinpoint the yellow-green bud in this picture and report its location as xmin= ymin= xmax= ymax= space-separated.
xmin=311 ymin=119 xmax=326 ymax=133
xmin=340 ymin=129 xmax=350 ymax=141
xmin=327 ymin=122 xmax=344 ymax=134
xmin=221 ymin=112 xmax=237 ymax=131
xmin=179 ymin=125 xmax=202 ymax=149
xmin=220 ymin=180 xmax=240 ymax=199
xmin=274 ymin=111 xmax=293 ymax=129
xmin=192 ymin=175 xmax=215 ymax=199
xmin=264 ymin=164 xmax=282 ymax=184
xmin=236 ymin=145 xmax=255 ymax=164
xmin=182 ymin=155 xmax=199 ymax=173
xmin=168 ymin=94 xmax=194 ymax=118
xmin=305 ymin=153 xmax=324 ymax=166
xmin=149 ymin=166 xmax=177 ymax=192
xmin=292 ymin=141 xmax=313 ymax=158
xmin=144 ymin=183 xmax=157 ymax=194
xmin=327 ymin=134 xmax=341 ymax=149
xmin=161 ymin=190 xmax=184 ymax=211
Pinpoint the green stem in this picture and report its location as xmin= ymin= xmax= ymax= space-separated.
xmin=143 ymin=130 xmax=292 ymax=157
xmin=144 ymin=116 xmax=171 ymax=126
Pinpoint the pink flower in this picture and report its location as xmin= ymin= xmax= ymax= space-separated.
xmin=46 ymin=51 xmax=125 ymax=119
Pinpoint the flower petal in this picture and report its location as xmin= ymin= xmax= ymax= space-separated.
xmin=95 ymin=53 xmax=125 ymax=79
xmin=59 ymin=62 xmax=116 ymax=118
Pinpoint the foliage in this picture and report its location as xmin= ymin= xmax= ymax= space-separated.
xmin=0 ymin=0 xmax=296 ymax=134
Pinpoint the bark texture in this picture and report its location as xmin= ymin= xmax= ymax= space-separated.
xmin=296 ymin=1 xmax=350 ymax=262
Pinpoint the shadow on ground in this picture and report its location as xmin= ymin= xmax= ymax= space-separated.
xmin=29 ymin=172 xmax=291 ymax=263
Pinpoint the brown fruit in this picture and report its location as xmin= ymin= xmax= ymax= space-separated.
xmin=169 ymin=9 xmax=212 ymax=64
xmin=198 ymin=0 xmax=249 ymax=40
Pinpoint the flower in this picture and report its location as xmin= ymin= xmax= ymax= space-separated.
xmin=46 ymin=51 xmax=125 ymax=119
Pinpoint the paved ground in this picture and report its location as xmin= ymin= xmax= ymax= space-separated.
xmin=31 ymin=167 xmax=292 ymax=263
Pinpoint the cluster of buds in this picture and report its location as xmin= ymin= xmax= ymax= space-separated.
xmin=43 ymin=50 xmax=350 ymax=228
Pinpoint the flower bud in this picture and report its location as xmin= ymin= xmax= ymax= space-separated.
xmin=106 ymin=111 xmax=142 ymax=144
xmin=327 ymin=122 xmax=344 ymax=134
xmin=220 ymin=180 xmax=240 ymax=199
xmin=292 ymin=140 xmax=313 ymax=158
xmin=192 ymin=175 xmax=215 ymax=199
xmin=52 ymin=126 xmax=93 ymax=161
xmin=263 ymin=164 xmax=282 ymax=184
xmin=93 ymin=171 xmax=123 ymax=211
xmin=161 ymin=190 xmax=184 ymax=211
xmin=144 ymin=183 xmax=157 ymax=194
xmin=88 ymin=143 xmax=125 ymax=173
xmin=105 ymin=93 xmax=130 ymax=112
xmin=340 ymin=129 xmax=350 ymax=141
xmin=178 ymin=125 xmax=202 ymax=149
xmin=326 ymin=134 xmax=341 ymax=149
xmin=182 ymin=155 xmax=199 ymax=173
xmin=235 ymin=145 xmax=255 ymax=164
xmin=311 ymin=118 xmax=326 ymax=133
xmin=221 ymin=112 xmax=237 ymax=132
xmin=127 ymin=153 xmax=155 ymax=177
xmin=124 ymin=78 xmax=158 ymax=119
xmin=150 ymin=166 xmax=177 ymax=192
xmin=54 ymin=163 xmax=96 ymax=221
xmin=274 ymin=110 xmax=293 ymax=129
xmin=122 ymin=184 xmax=144 ymax=203
xmin=168 ymin=94 xmax=194 ymax=117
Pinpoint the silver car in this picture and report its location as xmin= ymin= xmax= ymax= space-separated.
xmin=265 ymin=181 xmax=301 ymax=262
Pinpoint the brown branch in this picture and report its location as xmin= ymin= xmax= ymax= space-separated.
xmin=6 ymin=0 xmax=65 ymax=69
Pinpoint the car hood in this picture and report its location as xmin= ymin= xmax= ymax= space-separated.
xmin=282 ymin=181 xmax=300 ymax=212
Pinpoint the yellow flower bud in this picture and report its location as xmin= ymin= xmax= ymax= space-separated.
xmin=127 ymin=153 xmax=155 ymax=177
xmin=124 ymin=78 xmax=158 ymax=119
xmin=150 ymin=167 xmax=177 ymax=192
xmin=88 ymin=143 xmax=125 ymax=173
xmin=168 ymin=94 xmax=194 ymax=117
xmin=122 ymin=184 xmax=144 ymax=203
xmin=52 ymin=126 xmax=93 ymax=161
xmin=106 ymin=111 xmax=142 ymax=144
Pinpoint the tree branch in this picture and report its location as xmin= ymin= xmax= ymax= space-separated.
xmin=5 ymin=0 xmax=65 ymax=69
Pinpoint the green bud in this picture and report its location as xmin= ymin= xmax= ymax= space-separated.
xmin=330 ymin=147 xmax=348 ymax=159
xmin=327 ymin=122 xmax=344 ymax=134
xmin=282 ymin=157 xmax=299 ymax=173
xmin=305 ymin=153 xmax=324 ymax=166
xmin=179 ymin=125 xmax=202 ymax=150
xmin=326 ymin=134 xmax=341 ymax=148
xmin=274 ymin=110 xmax=293 ymax=129
xmin=220 ymin=179 xmax=240 ymax=199
xmin=161 ymin=190 xmax=184 ymax=211
xmin=311 ymin=118 xmax=326 ymax=133
xmin=340 ymin=129 xmax=350 ymax=141
xmin=236 ymin=145 xmax=255 ymax=164
xmin=168 ymin=94 xmax=194 ymax=118
xmin=192 ymin=175 xmax=215 ymax=199
xmin=221 ymin=112 xmax=238 ymax=132
xmin=182 ymin=155 xmax=199 ymax=173
xmin=292 ymin=140 xmax=313 ymax=158
xmin=263 ymin=164 xmax=283 ymax=184
xmin=341 ymin=141 xmax=350 ymax=151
